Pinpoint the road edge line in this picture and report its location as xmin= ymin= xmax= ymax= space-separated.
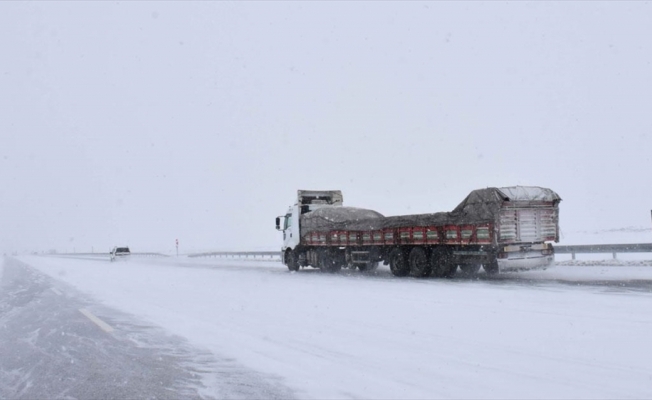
xmin=79 ymin=308 xmax=114 ymax=333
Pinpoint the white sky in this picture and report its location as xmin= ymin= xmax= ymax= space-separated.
xmin=1 ymin=2 xmax=651 ymax=254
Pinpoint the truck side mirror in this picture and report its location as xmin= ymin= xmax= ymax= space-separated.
xmin=275 ymin=217 xmax=280 ymax=230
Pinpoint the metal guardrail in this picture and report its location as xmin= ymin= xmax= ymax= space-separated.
xmin=188 ymin=244 xmax=652 ymax=262
xmin=555 ymin=243 xmax=652 ymax=260
xmin=188 ymin=251 xmax=281 ymax=260
xmin=40 ymin=244 xmax=652 ymax=265
xmin=51 ymin=252 xmax=168 ymax=258
xmin=132 ymin=253 xmax=169 ymax=257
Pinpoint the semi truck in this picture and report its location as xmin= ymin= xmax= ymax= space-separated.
xmin=275 ymin=187 xmax=561 ymax=277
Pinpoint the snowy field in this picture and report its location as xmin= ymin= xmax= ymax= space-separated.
xmin=559 ymin=227 xmax=652 ymax=246
xmin=11 ymin=252 xmax=652 ymax=400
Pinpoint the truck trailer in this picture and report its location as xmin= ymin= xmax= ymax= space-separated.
xmin=275 ymin=187 xmax=561 ymax=277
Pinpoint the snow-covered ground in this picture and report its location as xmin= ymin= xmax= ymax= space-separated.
xmin=560 ymin=226 xmax=652 ymax=245
xmin=12 ymin=254 xmax=652 ymax=399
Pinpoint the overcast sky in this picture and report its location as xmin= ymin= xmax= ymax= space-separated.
xmin=1 ymin=1 xmax=651 ymax=254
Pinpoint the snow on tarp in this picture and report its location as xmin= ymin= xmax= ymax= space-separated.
xmin=301 ymin=207 xmax=385 ymax=234
xmin=301 ymin=186 xmax=561 ymax=233
xmin=497 ymin=186 xmax=562 ymax=202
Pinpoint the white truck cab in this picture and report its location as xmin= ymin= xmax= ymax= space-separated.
xmin=276 ymin=190 xmax=343 ymax=264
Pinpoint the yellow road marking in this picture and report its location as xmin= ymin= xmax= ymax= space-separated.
xmin=79 ymin=308 xmax=114 ymax=333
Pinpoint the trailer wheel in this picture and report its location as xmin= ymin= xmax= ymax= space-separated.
xmin=358 ymin=262 xmax=378 ymax=272
xmin=430 ymin=249 xmax=456 ymax=278
xmin=286 ymin=250 xmax=300 ymax=272
xmin=409 ymin=247 xmax=430 ymax=277
xmin=459 ymin=264 xmax=481 ymax=274
xmin=319 ymin=253 xmax=342 ymax=273
xmin=389 ymin=248 xmax=409 ymax=277
xmin=484 ymin=262 xmax=499 ymax=275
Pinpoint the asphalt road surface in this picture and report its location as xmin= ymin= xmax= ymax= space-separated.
xmin=0 ymin=257 xmax=296 ymax=399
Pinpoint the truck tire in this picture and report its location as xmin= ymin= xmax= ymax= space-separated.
xmin=484 ymin=262 xmax=499 ymax=275
xmin=430 ymin=249 xmax=456 ymax=278
xmin=389 ymin=248 xmax=409 ymax=277
xmin=409 ymin=247 xmax=430 ymax=278
xmin=286 ymin=250 xmax=300 ymax=272
xmin=319 ymin=253 xmax=342 ymax=273
xmin=459 ymin=264 xmax=481 ymax=274
xmin=358 ymin=262 xmax=378 ymax=272
xmin=445 ymin=264 xmax=457 ymax=278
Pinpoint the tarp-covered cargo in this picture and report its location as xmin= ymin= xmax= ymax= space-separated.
xmin=301 ymin=186 xmax=561 ymax=234
xmin=301 ymin=207 xmax=385 ymax=233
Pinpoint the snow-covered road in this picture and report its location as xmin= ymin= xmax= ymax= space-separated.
xmin=10 ymin=255 xmax=652 ymax=399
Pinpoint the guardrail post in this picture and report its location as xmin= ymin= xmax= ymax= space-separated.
xmin=613 ymin=252 xmax=617 ymax=260
xmin=572 ymin=252 xmax=575 ymax=260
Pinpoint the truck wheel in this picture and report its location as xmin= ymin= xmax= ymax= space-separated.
xmin=358 ymin=262 xmax=379 ymax=272
xmin=484 ymin=262 xmax=499 ymax=275
xmin=430 ymin=249 xmax=456 ymax=278
xmin=459 ymin=264 xmax=481 ymax=274
xmin=444 ymin=264 xmax=457 ymax=278
xmin=409 ymin=247 xmax=430 ymax=278
xmin=286 ymin=251 xmax=300 ymax=272
xmin=319 ymin=253 xmax=342 ymax=273
xmin=330 ymin=263 xmax=342 ymax=272
xmin=429 ymin=250 xmax=445 ymax=277
xmin=389 ymin=248 xmax=409 ymax=277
